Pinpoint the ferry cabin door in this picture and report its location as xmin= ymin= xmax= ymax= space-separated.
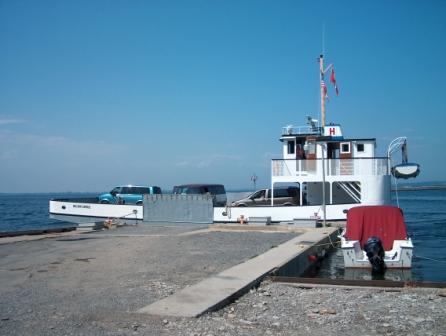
xmin=304 ymin=137 xmax=317 ymax=172
xmin=339 ymin=142 xmax=352 ymax=175
xmin=327 ymin=143 xmax=340 ymax=176
xmin=295 ymin=140 xmax=305 ymax=173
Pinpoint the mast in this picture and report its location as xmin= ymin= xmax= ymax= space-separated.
xmin=319 ymin=54 xmax=327 ymax=226
xmin=319 ymin=54 xmax=326 ymax=128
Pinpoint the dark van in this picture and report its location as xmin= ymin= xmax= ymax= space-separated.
xmin=172 ymin=184 xmax=227 ymax=206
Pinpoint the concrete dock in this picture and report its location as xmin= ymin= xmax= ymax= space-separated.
xmin=0 ymin=223 xmax=337 ymax=335
xmin=139 ymin=227 xmax=337 ymax=317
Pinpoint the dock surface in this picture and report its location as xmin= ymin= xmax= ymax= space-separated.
xmin=0 ymin=223 xmax=299 ymax=333
xmin=1 ymin=223 xmax=444 ymax=336
xmin=139 ymin=228 xmax=337 ymax=317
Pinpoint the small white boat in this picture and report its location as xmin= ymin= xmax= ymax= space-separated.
xmin=391 ymin=163 xmax=420 ymax=179
xmin=339 ymin=205 xmax=413 ymax=272
xmin=388 ymin=137 xmax=420 ymax=179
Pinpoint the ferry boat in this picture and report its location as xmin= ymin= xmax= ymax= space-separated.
xmin=214 ymin=54 xmax=419 ymax=223
xmin=214 ymin=120 xmax=390 ymax=223
xmin=50 ymin=55 xmax=419 ymax=224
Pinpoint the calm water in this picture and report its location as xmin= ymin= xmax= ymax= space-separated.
xmin=0 ymin=193 xmax=97 ymax=232
xmin=0 ymin=190 xmax=445 ymax=281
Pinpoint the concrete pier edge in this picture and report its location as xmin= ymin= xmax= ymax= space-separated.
xmin=138 ymin=227 xmax=339 ymax=317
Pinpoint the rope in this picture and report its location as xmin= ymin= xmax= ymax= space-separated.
xmin=389 ymin=155 xmax=400 ymax=208
xmin=121 ymin=209 xmax=139 ymax=218
xmin=394 ymin=175 xmax=400 ymax=208
xmin=327 ymin=231 xmax=340 ymax=248
xmin=304 ymin=240 xmax=342 ymax=248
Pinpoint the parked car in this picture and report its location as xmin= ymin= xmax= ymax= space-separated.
xmin=99 ymin=185 xmax=162 ymax=205
xmin=231 ymin=186 xmax=299 ymax=207
xmin=172 ymin=184 xmax=227 ymax=206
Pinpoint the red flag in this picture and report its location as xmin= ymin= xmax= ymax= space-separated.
xmin=330 ymin=68 xmax=336 ymax=83
xmin=330 ymin=68 xmax=339 ymax=96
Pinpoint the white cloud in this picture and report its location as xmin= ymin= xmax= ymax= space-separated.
xmin=177 ymin=153 xmax=243 ymax=169
xmin=177 ymin=161 xmax=190 ymax=167
xmin=0 ymin=131 xmax=125 ymax=158
xmin=0 ymin=118 xmax=25 ymax=125
xmin=0 ymin=130 xmax=132 ymax=192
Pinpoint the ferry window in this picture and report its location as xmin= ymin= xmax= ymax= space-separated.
xmin=332 ymin=182 xmax=361 ymax=204
xmin=357 ymin=143 xmax=364 ymax=152
xmin=272 ymin=183 xmax=301 ymax=205
xmin=301 ymin=182 xmax=330 ymax=206
xmin=340 ymin=142 xmax=350 ymax=153
xmin=287 ymin=141 xmax=295 ymax=154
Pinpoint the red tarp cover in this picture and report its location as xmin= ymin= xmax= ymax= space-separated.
xmin=345 ymin=206 xmax=408 ymax=251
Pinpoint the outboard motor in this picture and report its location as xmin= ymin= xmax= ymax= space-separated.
xmin=364 ymin=236 xmax=386 ymax=274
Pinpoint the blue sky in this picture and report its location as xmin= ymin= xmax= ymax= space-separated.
xmin=1 ymin=0 xmax=445 ymax=192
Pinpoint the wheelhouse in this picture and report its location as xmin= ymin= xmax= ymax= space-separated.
xmin=271 ymin=123 xmax=390 ymax=207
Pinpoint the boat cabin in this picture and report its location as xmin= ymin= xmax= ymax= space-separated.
xmin=271 ymin=120 xmax=390 ymax=209
xmin=281 ymin=123 xmax=375 ymax=161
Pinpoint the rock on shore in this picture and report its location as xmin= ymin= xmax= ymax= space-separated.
xmin=54 ymin=281 xmax=444 ymax=336
xmin=157 ymin=281 xmax=446 ymax=336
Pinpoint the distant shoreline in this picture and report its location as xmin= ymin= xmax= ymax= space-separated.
xmin=392 ymin=185 xmax=446 ymax=191
xmin=1 ymin=184 xmax=446 ymax=195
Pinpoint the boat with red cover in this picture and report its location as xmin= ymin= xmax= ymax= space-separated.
xmin=339 ymin=205 xmax=413 ymax=271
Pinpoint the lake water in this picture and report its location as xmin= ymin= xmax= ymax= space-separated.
xmin=0 ymin=189 xmax=445 ymax=282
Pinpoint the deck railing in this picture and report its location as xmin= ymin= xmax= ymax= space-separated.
xmin=272 ymin=157 xmax=389 ymax=177
xmin=281 ymin=125 xmax=321 ymax=135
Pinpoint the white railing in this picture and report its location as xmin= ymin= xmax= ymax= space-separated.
xmin=272 ymin=158 xmax=389 ymax=177
xmin=281 ymin=125 xmax=321 ymax=135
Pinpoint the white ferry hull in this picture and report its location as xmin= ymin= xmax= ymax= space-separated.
xmin=50 ymin=199 xmax=365 ymax=223
xmin=49 ymin=199 xmax=142 ymax=220
xmin=215 ymin=203 xmax=357 ymax=223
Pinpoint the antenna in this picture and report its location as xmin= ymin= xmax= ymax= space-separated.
xmin=322 ymin=23 xmax=325 ymax=55
xmin=251 ymin=174 xmax=258 ymax=191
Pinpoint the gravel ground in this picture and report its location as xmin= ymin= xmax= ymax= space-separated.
xmin=0 ymin=224 xmax=296 ymax=335
xmin=1 ymin=224 xmax=445 ymax=335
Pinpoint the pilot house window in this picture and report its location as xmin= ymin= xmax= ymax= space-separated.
xmin=287 ymin=141 xmax=295 ymax=154
xmin=340 ymin=142 xmax=350 ymax=154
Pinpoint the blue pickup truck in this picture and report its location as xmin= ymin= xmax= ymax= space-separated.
xmin=99 ymin=185 xmax=162 ymax=205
